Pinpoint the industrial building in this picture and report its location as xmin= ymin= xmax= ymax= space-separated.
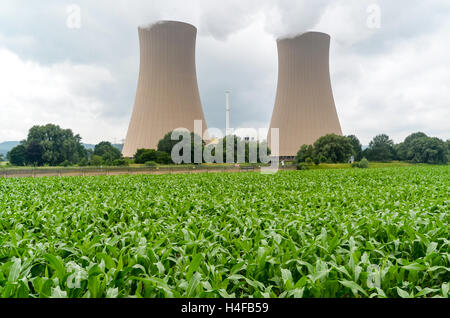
xmin=122 ymin=21 xmax=208 ymax=157
xmin=267 ymin=32 xmax=343 ymax=158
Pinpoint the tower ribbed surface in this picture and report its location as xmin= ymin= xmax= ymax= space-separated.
xmin=123 ymin=21 xmax=208 ymax=157
xmin=268 ymin=32 xmax=342 ymax=157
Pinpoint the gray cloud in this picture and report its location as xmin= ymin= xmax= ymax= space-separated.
xmin=0 ymin=0 xmax=449 ymax=144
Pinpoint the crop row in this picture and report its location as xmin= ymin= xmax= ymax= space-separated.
xmin=0 ymin=166 xmax=448 ymax=298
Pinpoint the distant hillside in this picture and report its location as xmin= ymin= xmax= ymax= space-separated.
xmin=0 ymin=141 xmax=123 ymax=156
xmin=0 ymin=141 xmax=20 ymax=156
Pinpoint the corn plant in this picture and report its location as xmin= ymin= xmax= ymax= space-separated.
xmin=0 ymin=166 xmax=448 ymax=298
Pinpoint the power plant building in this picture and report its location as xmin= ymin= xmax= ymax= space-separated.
xmin=122 ymin=21 xmax=208 ymax=157
xmin=268 ymin=32 xmax=343 ymax=158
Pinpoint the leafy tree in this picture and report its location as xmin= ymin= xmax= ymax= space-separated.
xmin=0 ymin=153 xmax=4 ymax=162
xmin=296 ymin=145 xmax=314 ymax=163
xmin=312 ymin=134 xmax=353 ymax=163
xmin=155 ymin=151 xmax=172 ymax=164
xmin=134 ymin=149 xmax=172 ymax=164
xmin=60 ymin=160 xmax=70 ymax=167
xmin=446 ymin=139 xmax=450 ymax=162
xmin=396 ymin=132 xmax=447 ymax=164
xmin=313 ymin=157 xmax=320 ymax=165
xmin=395 ymin=132 xmax=427 ymax=161
xmin=346 ymin=135 xmax=363 ymax=161
xmin=94 ymin=141 xmax=122 ymax=164
xmin=14 ymin=124 xmax=88 ymax=166
xmin=78 ymin=158 xmax=89 ymax=167
xmin=363 ymin=134 xmax=395 ymax=162
xmin=7 ymin=145 xmax=27 ymax=166
xmin=25 ymin=141 xmax=44 ymax=166
xmin=89 ymin=155 xmax=103 ymax=166
xmin=297 ymin=162 xmax=309 ymax=170
xmin=134 ymin=149 xmax=158 ymax=164
xmin=145 ymin=161 xmax=157 ymax=167
xmin=418 ymin=137 xmax=448 ymax=164
xmin=86 ymin=149 xmax=94 ymax=161
xmin=112 ymin=158 xmax=129 ymax=166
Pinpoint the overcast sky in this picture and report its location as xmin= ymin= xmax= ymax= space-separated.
xmin=0 ymin=0 xmax=449 ymax=145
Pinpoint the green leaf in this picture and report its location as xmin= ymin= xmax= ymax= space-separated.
xmin=426 ymin=242 xmax=438 ymax=255
xmin=96 ymin=253 xmax=115 ymax=270
xmin=130 ymin=276 xmax=174 ymax=298
xmin=51 ymin=286 xmax=68 ymax=298
xmin=186 ymin=272 xmax=202 ymax=298
xmin=88 ymin=264 xmax=103 ymax=277
xmin=416 ymin=288 xmax=438 ymax=297
xmin=44 ymin=254 xmax=66 ymax=280
xmin=2 ymin=283 xmax=16 ymax=298
xmin=294 ymin=276 xmax=308 ymax=289
xmin=40 ymin=278 xmax=54 ymax=297
xmin=155 ymin=261 xmax=165 ymax=275
xmin=186 ymin=254 xmax=203 ymax=280
xmin=88 ymin=276 xmax=99 ymax=298
xmin=339 ymin=280 xmax=368 ymax=297
xmin=288 ymin=288 xmax=304 ymax=298
xmin=281 ymin=268 xmax=293 ymax=289
xmin=442 ymin=283 xmax=449 ymax=298
xmin=106 ymin=287 xmax=119 ymax=298
xmin=230 ymin=262 xmax=246 ymax=275
xmin=8 ymin=258 xmax=21 ymax=282
xmin=397 ymin=287 xmax=412 ymax=298
xmin=402 ymin=263 xmax=427 ymax=271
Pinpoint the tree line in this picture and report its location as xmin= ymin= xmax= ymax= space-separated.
xmin=135 ymin=132 xmax=270 ymax=165
xmin=4 ymin=124 xmax=271 ymax=167
xmin=296 ymin=132 xmax=449 ymax=165
xmin=3 ymin=124 xmax=449 ymax=167
xmin=6 ymin=124 xmax=126 ymax=167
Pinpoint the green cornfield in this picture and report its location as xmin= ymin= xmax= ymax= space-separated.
xmin=0 ymin=166 xmax=448 ymax=298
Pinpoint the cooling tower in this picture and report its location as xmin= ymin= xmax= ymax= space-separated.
xmin=267 ymin=32 xmax=342 ymax=157
xmin=122 ymin=21 xmax=208 ymax=157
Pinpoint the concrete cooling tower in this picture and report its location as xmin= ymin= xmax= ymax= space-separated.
xmin=122 ymin=21 xmax=208 ymax=157
xmin=268 ymin=32 xmax=342 ymax=158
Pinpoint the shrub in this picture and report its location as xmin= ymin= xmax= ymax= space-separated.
xmin=364 ymin=134 xmax=395 ymax=162
xmin=112 ymin=159 xmax=129 ymax=166
xmin=297 ymin=163 xmax=309 ymax=170
xmin=296 ymin=145 xmax=314 ymax=163
xmin=145 ymin=161 xmax=157 ymax=167
xmin=313 ymin=134 xmax=354 ymax=163
xmin=78 ymin=158 xmax=89 ymax=167
xmin=359 ymin=157 xmax=369 ymax=169
xmin=155 ymin=151 xmax=172 ymax=164
xmin=90 ymin=155 xmax=103 ymax=166
xmin=59 ymin=160 xmax=70 ymax=167
xmin=396 ymin=132 xmax=447 ymax=164
xmin=94 ymin=142 xmax=122 ymax=164
xmin=134 ymin=149 xmax=157 ymax=164
xmin=7 ymin=144 xmax=27 ymax=166
xmin=305 ymin=157 xmax=313 ymax=165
